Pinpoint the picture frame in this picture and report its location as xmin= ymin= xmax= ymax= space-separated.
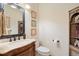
xmin=31 ymin=10 xmax=37 ymax=19
xmin=31 ymin=28 xmax=37 ymax=36
xmin=31 ymin=20 xmax=36 ymax=27
xmin=18 ymin=21 xmax=23 ymax=34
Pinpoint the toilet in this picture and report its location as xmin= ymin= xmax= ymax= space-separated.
xmin=36 ymin=41 xmax=50 ymax=56
xmin=36 ymin=46 xmax=50 ymax=56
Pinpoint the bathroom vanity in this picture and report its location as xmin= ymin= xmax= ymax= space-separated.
xmin=0 ymin=39 xmax=35 ymax=56
xmin=0 ymin=4 xmax=36 ymax=56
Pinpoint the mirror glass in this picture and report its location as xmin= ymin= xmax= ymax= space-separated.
xmin=0 ymin=4 xmax=24 ymax=36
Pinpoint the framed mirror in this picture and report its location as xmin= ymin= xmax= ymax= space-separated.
xmin=0 ymin=3 xmax=25 ymax=39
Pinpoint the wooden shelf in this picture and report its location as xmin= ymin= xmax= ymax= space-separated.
xmin=71 ymin=37 xmax=79 ymax=39
xmin=69 ymin=6 xmax=79 ymax=56
xmin=70 ymin=45 xmax=79 ymax=53
xmin=73 ymin=37 xmax=79 ymax=39
xmin=71 ymin=23 xmax=79 ymax=25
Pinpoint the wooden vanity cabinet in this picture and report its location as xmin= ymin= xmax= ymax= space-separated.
xmin=0 ymin=42 xmax=35 ymax=56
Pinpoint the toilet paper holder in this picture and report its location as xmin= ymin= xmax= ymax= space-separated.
xmin=52 ymin=40 xmax=61 ymax=47
xmin=52 ymin=40 xmax=60 ymax=43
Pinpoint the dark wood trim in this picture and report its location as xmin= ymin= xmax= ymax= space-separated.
xmin=69 ymin=12 xmax=71 ymax=56
xmin=69 ymin=6 xmax=79 ymax=12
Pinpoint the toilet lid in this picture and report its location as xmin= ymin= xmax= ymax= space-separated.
xmin=37 ymin=46 xmax=49 ymax=53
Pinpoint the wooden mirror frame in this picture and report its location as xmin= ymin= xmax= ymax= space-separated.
xmin=0 ymin=3 xmax=25 ymax=39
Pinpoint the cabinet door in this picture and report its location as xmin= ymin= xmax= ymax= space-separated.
xmin=18 ymin=50 xmax=31 ymax=56
xmin=28 ymin=46 xmax=35 ymax=56
xmin=17 ymin=46 xmax=35 ymax=56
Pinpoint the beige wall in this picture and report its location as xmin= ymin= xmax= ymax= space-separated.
xmin=19 ymin=3 xmax=79 ymax=56
xmin=38 ymin=3 xmax=79 ymax=56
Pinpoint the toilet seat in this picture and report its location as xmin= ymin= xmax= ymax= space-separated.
xmin=36 ymin=46 xmax=50 ymax=56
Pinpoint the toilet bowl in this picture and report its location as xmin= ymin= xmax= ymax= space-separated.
xmin=36 ymin=46 xmax=50 ymax=56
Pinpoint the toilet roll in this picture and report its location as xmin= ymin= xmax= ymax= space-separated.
xmin=53 ymin=39 xmax=60 ymax=47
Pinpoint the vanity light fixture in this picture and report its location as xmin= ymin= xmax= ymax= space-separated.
xmin=25 ymin=4 xmax=31 ymax=9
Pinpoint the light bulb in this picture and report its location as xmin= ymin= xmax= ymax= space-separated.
xmin=25 ymin=4 xmax=31 ymax=9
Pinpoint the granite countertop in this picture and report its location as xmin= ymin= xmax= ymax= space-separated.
xmin=0 ymin=39 xmax=35 ymax=54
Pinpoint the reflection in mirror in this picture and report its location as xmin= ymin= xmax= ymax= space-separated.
xmin=2 ymin=4 xmax=23 ymax=35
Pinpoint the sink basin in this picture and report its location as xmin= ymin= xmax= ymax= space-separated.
xmin=0 ymin=39 xmax=35 ymax=54
xmin=0 ymin=39 xmax=9 ymax=43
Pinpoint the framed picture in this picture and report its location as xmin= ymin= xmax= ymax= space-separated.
xmin=31 ymin=20 xmax=36 ymax=27
xmin=31 ymin=10 xmax=37 ymax=19
xmin=18 ymin=21 xmax=23 ymax=34
xmin=31 ymin=28 xmax=37 ymax=36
